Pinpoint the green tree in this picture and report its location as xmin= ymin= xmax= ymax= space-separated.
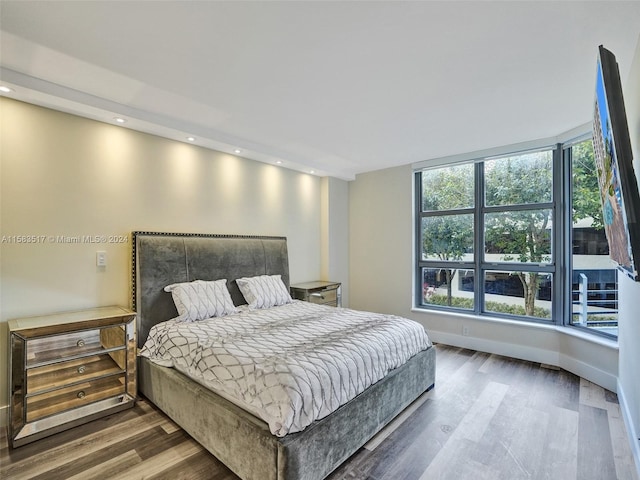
xmin=421 ymin=165 xmax=474 ymax=305
xmin=484 ymin=153 xmax=552 ymax=317
xmin=422 ymin=215 xmax=473 ymax=305
xmin=422 ymin=164 xmax=474 ymax=211
xmin=572 ymin=140 xmax=604 ymax=229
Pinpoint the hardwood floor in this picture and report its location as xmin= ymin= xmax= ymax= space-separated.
xmin=2 ymin=344 xmax=638 ymax=480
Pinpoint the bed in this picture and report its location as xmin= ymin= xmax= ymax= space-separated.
xmin=132 ymin=232 xmax=436 ymax=480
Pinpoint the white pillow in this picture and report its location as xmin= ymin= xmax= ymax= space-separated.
xmin=164 ymin=279 xmax=237 ymax=322
xmin=236 ymin=274 xmax=292 ymax=309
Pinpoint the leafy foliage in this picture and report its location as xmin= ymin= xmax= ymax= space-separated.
xmin=422 ymin=215 xmax=473 ymax=261
xmin=422 ymin=164 xmax=474 ymax=211
xmin=428 ymin=294 xmax=551 ymax=318
xmin=485 ymin=152 xmax=552 ymax=206
xmin=421 ymin=165 xmax=475 ymax=307
xmin=426 ymin=295 xmax=474 ymax=309
xmin=572 ymin=140 xmax=604 ymax=229
xmin=484 ymin=299 xmax=551 ymax=319
xmin=484 ymin=209 xmax=551 ymax=263
xmin=483 ymin=154 xmax=554 ymax=316
xmin=484 ymin=153 xmax=552 ymax=262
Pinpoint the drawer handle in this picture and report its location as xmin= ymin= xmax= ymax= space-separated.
xmin=76 ymin=339 xmax=85 ymax=347
xmin=77 ymin=391 xmax=86 ymax=399
xmin=310 ymin=293 xmax=325 ymax=299
xmin=77 ymin=366 xmax=86 ymax=374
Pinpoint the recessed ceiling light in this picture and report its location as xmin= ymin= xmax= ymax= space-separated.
xmin=310 ymin=170 xmax=315 ymax=174
xmin=276 ymin=160 xmax=282 ymax=165
xmin=187 ymin=136 xmax=196 ymax=142
xmin=114 ymin=117 xmax=126 ymax=124
xmin=0 ymin=86 xmax=13 ymax=93
xmin=234 ymin=149 xmax=242 ymax=154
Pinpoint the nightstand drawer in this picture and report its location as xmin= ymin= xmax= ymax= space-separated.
xmin=26 ymin=325 xmax=125 ymax=368
xmin=26 ymin=374 xmax=126 ymax=422
xmin=290 ymin=281 xmax=342 ymax=307
xmin=27 ymin=354 xmax=123 ymax=395
xmin=308 ymin=288 xmax=338 ymax=305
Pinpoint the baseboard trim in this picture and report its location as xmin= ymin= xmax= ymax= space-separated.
xmin=0 ymin=405 xmax=7 ymax=429
xmin=557 ymin=352 xmax=618 ymax=393
xmin=430 ymin=330 xmax=558 ymax=362
xmin=429 ymin=331 xmax=618 ymax=392
xmin=617 ymin=380 xmax=640 ymax=478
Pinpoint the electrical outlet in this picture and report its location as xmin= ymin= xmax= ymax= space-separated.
xmin=96 ymin=251 xmax=107 ymax=267
xmin=462 ymin=326 xmax=470 ymax=336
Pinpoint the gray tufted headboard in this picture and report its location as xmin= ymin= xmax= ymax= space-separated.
xmin=131 ymin=232 xmax=290 ymax=348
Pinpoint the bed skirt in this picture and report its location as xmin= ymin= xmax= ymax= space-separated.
xmin=138 ymin=344 xmax=436 ymax=480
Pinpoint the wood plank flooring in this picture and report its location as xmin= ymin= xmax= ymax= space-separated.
xmin=1 ymin=344 xmax=638 ymax=480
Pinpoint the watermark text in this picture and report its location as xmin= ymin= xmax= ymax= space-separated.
xmin=1 ymin=234 xmax=129 ymax=244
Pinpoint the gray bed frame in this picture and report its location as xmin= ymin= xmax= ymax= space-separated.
xmin=132 ymin=232 xmax=435 ymax=480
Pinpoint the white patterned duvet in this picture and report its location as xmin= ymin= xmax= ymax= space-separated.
xmin=139 ymin=300 xmax=431 ymax=437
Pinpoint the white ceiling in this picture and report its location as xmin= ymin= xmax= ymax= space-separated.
xmin=1 ymin=1 xmax=639 ymax=180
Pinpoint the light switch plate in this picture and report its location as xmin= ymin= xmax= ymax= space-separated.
xmin=96 ymin=251 xmax=107 ymax=267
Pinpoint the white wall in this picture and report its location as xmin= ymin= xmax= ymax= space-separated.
xmin=617 ymin=33 xmax=640 ymax=470
xmin=349 ymin=165 xmax=414 ymax=315
xmin=0 ymin=98 xmax=324 ymax=419
xmin=320 ymin=177 xmax=350 ymax=305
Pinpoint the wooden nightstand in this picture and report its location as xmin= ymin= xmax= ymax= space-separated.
xmin=7 ymin=306 xmax=136 ymax=447
xmin=290 ymin=281 xmax=342 ymax=307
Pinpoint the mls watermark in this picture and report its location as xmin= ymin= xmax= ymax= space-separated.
xmin=1 ymin=235 xmax=129 ymax=244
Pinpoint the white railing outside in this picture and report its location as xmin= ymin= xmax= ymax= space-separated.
xmin=573 ymin=273 xmax=618 ymax=333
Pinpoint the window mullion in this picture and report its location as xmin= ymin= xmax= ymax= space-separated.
xmin=484 ymin=202 xmax=554 ymax=214
xmin=475 ymin=162 xmax=484 ymax=315
xmin=415 ymin=171 xmax=423 ymax=307
xmin=554 ymin=144 xmax=568 ymax=326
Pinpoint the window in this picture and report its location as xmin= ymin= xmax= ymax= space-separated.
xmin=570 ymin=139 xmax=618 ymax=336
xmin=415 ymin=138 xmax=617 ymax=337
xmin=483 ymin=151 xmax=555 ymax=320
xmin=418 ymin=164 xmax=475 ymax=310
xmin=416 ymin=148 xmax=558 ymax=323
